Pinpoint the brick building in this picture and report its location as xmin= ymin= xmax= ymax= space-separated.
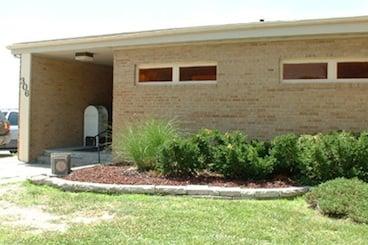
xmin=8 ymin=16 xmax=368 ymax=162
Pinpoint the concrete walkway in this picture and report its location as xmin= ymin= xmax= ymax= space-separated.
xmin=0 ymin=151 xmax=50 ymax=183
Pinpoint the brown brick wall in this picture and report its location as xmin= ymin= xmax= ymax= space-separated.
xmin=112 ymin=37 xmax=368 ymax=146
xmin=30 ymin=55 xmax=113 ymax=160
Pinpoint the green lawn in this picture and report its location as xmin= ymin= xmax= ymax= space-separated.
xmin=0 ymin=181 xmax=367 ymax=244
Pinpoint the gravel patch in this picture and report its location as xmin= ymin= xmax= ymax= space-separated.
xmin=0 ymin=201 xmax=68 ymax=233
xmin=0 ymin=183 xmax=115 ymax=234
xmin=0 ymin=182 xmax=22 ymax=196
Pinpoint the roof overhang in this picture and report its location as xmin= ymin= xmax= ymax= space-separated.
xmin=7 ymin=15 xmax=368 ymax=55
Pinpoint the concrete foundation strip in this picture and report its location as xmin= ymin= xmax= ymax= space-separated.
xmin=29 ymin=175 xmax=310 ymax=199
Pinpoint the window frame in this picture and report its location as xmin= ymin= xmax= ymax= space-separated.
xmin=281 ymin=58 xmax=368 ymax=83
xmin=136 ymin=64 xmax=174 ymax=84
xmin=337 ymin=61 xmax=368 ymax=80
xmin=136 ymin=62 xmax=217 ymax=85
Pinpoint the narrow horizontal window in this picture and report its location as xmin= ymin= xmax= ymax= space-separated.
xmin=337 ymin=62 xmax=368 ymax=79
xmin=283 ymin=63 xmax=328 ymax=80
xmin=179 ymin=66 xmax=217 ymax=81
xmin=139 ymin=67 xmax=173 ymax=82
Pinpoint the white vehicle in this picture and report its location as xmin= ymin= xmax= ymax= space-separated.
xmin=0 ymin=109 xmax=18 ymax=153
xmin=0 ymin=110 xmax=10 ymax=146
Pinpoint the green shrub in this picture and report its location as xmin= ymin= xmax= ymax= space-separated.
xmin=117 ymin=119 xmax=178 ymax=171
xmin=117 ymin=119 xmax=368 ymax=183
xmin=305 ymin=178 xmax=368 ymax=224
xmin=212 ymin=131 xmax=275 ymax=179
xmin=157 ymin=137 xmax=201 ymax=177
xmin=192 ymin=129 xmax=226 ymax=170
xmin=355 ymin=132 xmax=368 ymax=182
xmin=271 ymin=133 xmax=300 ymax=175
xmin=250 ymin=139 xmax=272 ymax=157
xmin=297 ymin=132 xmax=358 ymax=185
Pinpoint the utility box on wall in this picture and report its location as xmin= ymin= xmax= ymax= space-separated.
xmin=84 ymin=105 xmax=108 ymax=147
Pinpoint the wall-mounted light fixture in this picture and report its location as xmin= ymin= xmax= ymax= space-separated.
xmin=75 ymin=52 xmax=94 ymax=62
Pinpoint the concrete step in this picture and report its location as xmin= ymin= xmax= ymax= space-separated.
xmin=34 ymin=147 xmax=112 ymax=167
xmin=36 ymin=155 xmax=50 ymax=165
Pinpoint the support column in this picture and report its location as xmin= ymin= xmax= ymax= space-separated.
xmin=18 ymin=53 xmax=32 ymax=162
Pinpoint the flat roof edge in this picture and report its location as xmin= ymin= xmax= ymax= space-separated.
xmin=8 ymin=15 xmax=368 ymax=54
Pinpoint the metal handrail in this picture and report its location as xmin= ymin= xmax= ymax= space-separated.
xmin=91 ymin=128 xmax=112 ymax=164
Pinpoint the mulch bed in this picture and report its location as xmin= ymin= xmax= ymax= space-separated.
xmin=64 ymin=165 xmax=297 ymax=188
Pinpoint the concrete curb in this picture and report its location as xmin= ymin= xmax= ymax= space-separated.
xmin=28 ymin=175 xmax=310 ymax=199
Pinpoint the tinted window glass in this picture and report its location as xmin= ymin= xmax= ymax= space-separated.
xmin=8 ymin=112 xmax=18 ymax=126
xmin=139 ymin=68 xmax=173 ymax=82
xmin=337 ymin=62 xmax=368 ymax=79
xmin=180 ymin=66 xmax=217 ymax=81
xmin=283 ymin=63 xmax=328 ymax=80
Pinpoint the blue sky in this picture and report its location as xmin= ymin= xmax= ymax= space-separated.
xmin=1 ymin=0 xmax=368 ymax=108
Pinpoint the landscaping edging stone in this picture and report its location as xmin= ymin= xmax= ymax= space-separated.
xmin=28 ymin=175 xmax=310 ymax=199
